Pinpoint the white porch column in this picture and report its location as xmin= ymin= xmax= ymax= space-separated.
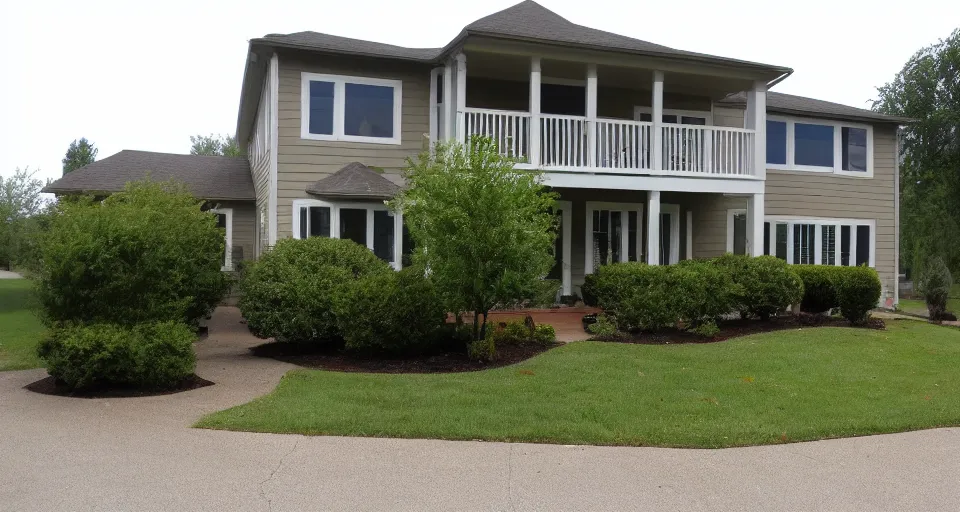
xmin=455 ymin=53 xmax=467 ymax=143
xmin=529 ymin=57 xmax=542 ymax=167
xmin=747 ymin=193 xmax=765 ymax=256
xmin=651 ymin=71 xmax=664 ymax=171
xmin=647 ymin=191 xmax=661 ymax=265
xmin=686 ymin=210 xmax=693 ymax=260
xmin=442 ymin=62 xmax=453 ymax=141
xmin=586 ymin=63 xmax=598 ymax=168
xmin=745 ymin=80 xmax=767 ymax=179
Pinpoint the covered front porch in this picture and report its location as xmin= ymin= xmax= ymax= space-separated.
xmin=548 ymin=188 xmax=761 ymax=297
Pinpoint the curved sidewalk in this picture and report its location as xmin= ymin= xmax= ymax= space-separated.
xmin=1 ymin=307 xmax=957 ymax=511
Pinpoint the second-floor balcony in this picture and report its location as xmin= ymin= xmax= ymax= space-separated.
xmin=458 ymin=108 xmax=756 ymax=177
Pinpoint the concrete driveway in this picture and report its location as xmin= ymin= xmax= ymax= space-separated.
xmin=1 ymin=307 xmax=958 ymax=511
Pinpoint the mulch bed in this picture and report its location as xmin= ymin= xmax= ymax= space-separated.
xmin=251 ymin=341 xmax=559 ymax=374
xmin=24 ymin=374 xmax=214 ymax=398
xmin=596 ymin=314 xmax=886 ymax=345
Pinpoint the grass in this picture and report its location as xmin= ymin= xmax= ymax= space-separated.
xmin=197 ymin=320 xmax=960 ymax=448
xmin=0 ymin=279 xmax=45 ymax=371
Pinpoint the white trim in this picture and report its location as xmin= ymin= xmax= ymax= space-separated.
xmin=660 ymin=203 xmax=681 ymax=265
xmin=766 ymin=115 xmax=874 ymax=178
xmin=634 ymin=105 xmax=714 ymax=126
xmin=584 ymin=201 xmax=644 ymax=274
xmin=542 ymin=172 xmax=766 ymax=195
xmin=268 ymin=53 xmax=279 ymax=246
xmin=443 ymin=63 xmax=454 ymax=141
xmin=300 ymin=72 xmax=403 ymax=145
xmin=292 ymin=199 xmax=403 ymax=270
xmin=765 ymin=216 xmax=877 ymax=269
xmin=429 ymin=67 xmax=442 ymax=144
xmin=894 ymin=127 xmax=901 ymax=306
xmin=651 ymin=72 xmax=663 ymax=172
xmin=455 ymin=53 xmax=467 ymax=143
xmin=529 ymin=57 xmax=542 ymax=167
xmin=726 ymin=208 xmax=747 ymax=254
xmin=210 ymin=208 xmax=234 ymax=271
xmin=554 ymin=200 xmax=573 ymax=296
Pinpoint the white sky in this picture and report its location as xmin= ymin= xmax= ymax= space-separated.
xmin=1 ymin=0 xmax=957 ymax=184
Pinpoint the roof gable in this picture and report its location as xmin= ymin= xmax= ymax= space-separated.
xmin=305 ymin=162 xmax=400 ymax=199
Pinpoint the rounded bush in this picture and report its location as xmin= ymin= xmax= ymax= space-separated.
xmin=716 ymin=255 xmax=803 ymax=320
xmin=34 ymin=181 xmax=230 ymax=327
xmin=37 ymin=321 xmax=195 ymax=390
xmin=580 ymin=274 xmax=599 ymax=307
xmin=239 ymin=237 xmax=391 ymax=344
xmin=792 ymin=265 xmax=844 ymax=314
xmin=838 ymin=266 xmax=882 ymax=324
xmin=335 ymin=266 xmax=447 ymax=355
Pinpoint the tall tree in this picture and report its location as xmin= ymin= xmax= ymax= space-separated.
xmin=0 ymin=168 xmax=50 ymax=269
xmin=62 ymin=138 xmax=98 ymax=175
xmin=390 ymin=138 xmax=558 ymax=341
xmin=190 ymin=134 xmax=242 ymax=157
xmin=874 ymin=29 xmax=960 ymax=276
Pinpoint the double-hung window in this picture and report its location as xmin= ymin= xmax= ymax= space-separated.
xmin=761 ymin=217 xmax=875 ymax=268
xmin=766 ymin=117 xmax=873 ymax=177
xmin=292 ymin=200 xmax=403 ymax=270
xmin=300 ymin=73 xmax=402 ymax=145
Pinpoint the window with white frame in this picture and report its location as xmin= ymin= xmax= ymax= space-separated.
xmin=760 ymin=217 xmax=875 ymax=268
xmin=300 ymin=73 xmax=402 ymax=145
xmin=209 ymin=208 xmax=233 ymax=271
xmin=766 ymin=116 xmax=873 ymax=177
xmin=292 ymin=199 xmax=403 ymax=269
xmin=584 ymin=202 xmax=680 ymax=274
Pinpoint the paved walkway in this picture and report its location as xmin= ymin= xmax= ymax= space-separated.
xmin=0 ymin=269 xmax=24 ymax=279
xmin=1 ymin=307 xmax=959 ymax=511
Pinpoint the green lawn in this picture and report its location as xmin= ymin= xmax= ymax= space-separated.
xmin=0 ymin=279 xmax=45 ymax=371
xmin=197 ymin=320 xmax=960 ymax=448
xmin=898 ymin=298 xmax=960 ymax=317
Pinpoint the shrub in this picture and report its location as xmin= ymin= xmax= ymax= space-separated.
xmin=580 ymin=274 xmax=599 ymax=307
xmin=239 ymin=237 xmax=390 ymax=344
xmin=918 ymin=257 xmax=953 ymax=321
xmin=468 ymin=336 xmax=496 ymax=362
xmin=838 ymin=266 xmax=882 ymax=324
xmin=37 ymin=321 xmax=195 ymax=390
xmin=671 ymin=260 xmax=737 ymax=327
xmin=586 ymin=313 xmax=621 ymax=340
xmin=525 ymin=279 xmax=561 ymax=307
xmin=792 ymin=265 xmax=845 ymax=314
xmin=716 ymin=255 xmax=803 ymax=320
xmin=532 ymin=324 xmax=556 ymax=345
xmin=690 ymin=321 xmax=720 ymax=338
xmin=486 ymin=318 xmax=556 ymax=346
xmin=34 ymin=181 xmax=230 ymax=327
xmin=335 ymin=266 xmax=447 ymax=355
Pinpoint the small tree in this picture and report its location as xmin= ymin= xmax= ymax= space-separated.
xmin=919 ymin=256 xmax=953 ymax=321
xmin=0 ymin=167 xmax=50 ymax=269
xmin=391 ymin=138 xmax=557 ymax=341
xmin=190 ymin=134 xmax=242 ymax=157
xmin=62 ymin=138 xmax=98 ymax=174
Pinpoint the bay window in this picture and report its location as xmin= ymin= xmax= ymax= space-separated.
xmin=300 ymin=72 xmax=402 ymax=145
xmin=766 ymin=116 xmax=873 ymax=177
xmin=292 ymin=200 xmax=403 ymax=270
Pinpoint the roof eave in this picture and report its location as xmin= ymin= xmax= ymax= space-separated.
xmin=768 ymin=107 xmax=914 ymax=125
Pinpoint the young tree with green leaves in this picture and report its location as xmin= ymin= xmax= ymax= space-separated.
xmin=874 ymin=29 xmax=960 ymax=276
xmin=62 ymin=138 xmax=98 ymax=174
xmin=190 ymin=134 xmax=242 ymax=157
xmin=391 ymin=138 xmax=558 ymax=341
xmin=0 ymin=167 xmax=50 ymax=269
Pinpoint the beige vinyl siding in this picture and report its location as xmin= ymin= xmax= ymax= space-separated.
xmin=712 ymin=106 xmax=745 ymax=129
xmin=247 ymin=71 xmax=272 ymax=257
xmin=275 ymin=52 xmax=431 ymax=238
xmin=214 ymin=200 xmax=256 ymax=264
xmin=691 ymin=193 xmax=746 ymax=258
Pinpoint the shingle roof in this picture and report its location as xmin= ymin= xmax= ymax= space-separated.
xmin=42 ymin=150 xmax=255 ymax=201
xmin=253 ymin=32 xmax=441 ymax=62
xmin=719 ymin=91 xmax=913 ymax=124
xmin=304 ymin=162 xmax=400 ymax=199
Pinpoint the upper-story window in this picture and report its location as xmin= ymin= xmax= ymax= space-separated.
xmin=300 ymin=72 xmax=402 ymax=145
xmin=766 ymin=116 xmax=873 ymax=177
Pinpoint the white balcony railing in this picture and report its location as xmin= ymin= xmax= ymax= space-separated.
xmin=457 ymin=108 xmax=757 ymax=177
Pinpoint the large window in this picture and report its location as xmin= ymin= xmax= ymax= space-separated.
xmin=300 ymin=73 xmax=402 ymax=145
xmin=292 ymin=200 xmax=403 ymax=269
xmin=762 ymin=217 xmax=875 ymax=268
xmin=585 ymin=201 xmax=680 ymax=273
xmin=209 ymin=208 xmax=233 ymax=271
xmin=766 ymin=116 xmax=873 ymax=177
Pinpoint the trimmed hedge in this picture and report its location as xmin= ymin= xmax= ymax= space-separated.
xmin=792 ymin=265 xmax=845 ymax=313
xmin=335 ymin=266 xmax=447 ymax=355
xmin=839 ymin=266 xmax=882 ymax=324
xmin=713 ymin=254 xmax=803 ymax=320
xmin=37 ymin=321 xmax=195 ymax=390
xmin=239 ymin=237 xmax=391 ymax=344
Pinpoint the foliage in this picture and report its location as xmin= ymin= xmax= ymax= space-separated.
xmin=533 ymin=324 xmax=556 ymax=346
xmin=586 ymin=313 xmax=620 ymax=340
xmin=715 ymin=255 xmax=803 ymax=320
xmin=390 ymin=138 xmax=557 ymax=340
xmin=792 ymin=265 xmax=845 ymax=313
xmin=190 ymin=134 xmax=243 ymax=157
xmin=486 ymin=318 xmax=555 ymax=347
xmin=467 ymin=336 xmax=496 ymax=362
xmin=34 ymin=180 xmax=230 ymax=327
xmin=671 ymin=260 xmax=737 ymax=327
xmin=690 ymin=321 xmax=720 ymax=338
xmin=335 ymin=266 xmax=447 ymax=355
xmin=918 ymin=257 xmax=953 ymax=321
xmin=523 ymin=279 xmax=561 ymax=307
xmin=0 ymin=167 xmax=50 ymax=270
xmin=62 ymin=138 xmax=98 ymax=174
xmin=37 ymin=321 xmax=195 ymax=390
xmin=580 ymin=274 xmax=599 ymax=307
xmin=238 ymin=237 xmax=390 ymax=344
xmin=874 ymin=29 xmax=960 ymax=276
xmin=838 ymin=266 xmax=883 ymax=324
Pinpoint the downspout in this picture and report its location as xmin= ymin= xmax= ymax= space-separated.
xmin=894 ymin=126 xmax=901 ymax=307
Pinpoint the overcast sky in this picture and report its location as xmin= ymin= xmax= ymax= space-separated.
xmin=1 ymin=0 xmax=957 ymax=184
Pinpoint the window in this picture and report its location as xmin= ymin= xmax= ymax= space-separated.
xmin=764 ymin=217 xmax=875 ymax=268
xmin=300 ymin=73 xmax=402 ymax=144
xmin=292 ymin=200 xmax=403 ymax=269
xmin=766 ymin=116 xmax=874 ymax=177
xmin=209 ymin=208 xmax=233 ymax=271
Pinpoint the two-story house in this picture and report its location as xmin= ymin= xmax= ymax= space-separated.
xmin=46 ymin=0 xmax=909 ymax=305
